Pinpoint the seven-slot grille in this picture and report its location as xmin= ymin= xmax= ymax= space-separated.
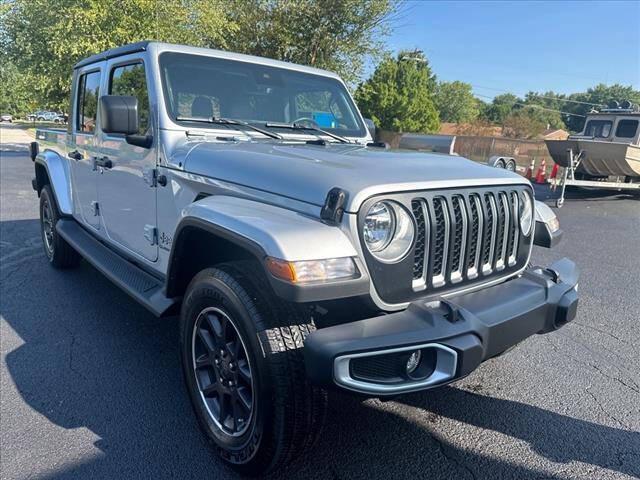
xmin=411 ymin=189 xmax=523 ymax=292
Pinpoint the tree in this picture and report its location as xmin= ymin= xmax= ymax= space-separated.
xmin=0 ymin=60 xmax=38 ymax=116
xmin=433 ymin=80 xmax=479 ymax=124
xmin=481 ymin=93 xmax=519 ymax=124
xmin=2 ymin=0 xmax=237 ymax=110
xmin=564 ymin=84 xmax=640 ymax=132
xmin=354 ymin=50 xmax=439 ymax=133
xmin=1 ymin=0 xmax=401 ymax=110
xmin=502 ymin=108 xmax=546 ymax=139
xmin=228 ymin=0 xmax=400 ymax=86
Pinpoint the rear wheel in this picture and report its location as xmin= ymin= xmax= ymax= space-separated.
xmin=39 ymin=185 xmax=80 ymax=268
xmin=180 ymin=261 xmax=327 ymax=475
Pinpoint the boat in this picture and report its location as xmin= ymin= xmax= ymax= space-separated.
xmin=545 ymin=102 xmax=640 ymax=178
xmin=544 ymin=102 xmax=640 ymax=207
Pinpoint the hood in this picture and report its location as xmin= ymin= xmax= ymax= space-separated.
xmin=179 ymin=141 xmax=527 ymax=212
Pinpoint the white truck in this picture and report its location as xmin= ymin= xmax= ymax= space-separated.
xmin=32 ymin=42 xmax=579 ymax=475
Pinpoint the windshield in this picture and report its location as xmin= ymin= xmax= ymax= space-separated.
xmin=159 ymin=52 xmax=367 ymax=138
xmin=583 ymin=119 xmax=612 ymax=138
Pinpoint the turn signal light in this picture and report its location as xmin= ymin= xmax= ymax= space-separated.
xmin=265 ymin=257 xmax=359 ymax=284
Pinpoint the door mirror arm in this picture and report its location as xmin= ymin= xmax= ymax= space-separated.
xmin=125 ymin=134 xmax=153 ymax=149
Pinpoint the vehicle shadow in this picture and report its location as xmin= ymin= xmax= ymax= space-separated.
xmin=2 ymin=219 xmax=637 ymax=479
xmin=533 ymin=182 xmax=639 ymax=204
xmin=395 ymin=387 xmax=640 ymax=479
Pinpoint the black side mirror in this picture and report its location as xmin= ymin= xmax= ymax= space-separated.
xmin=100 ymin=95 xmax=139 ymax=135
xmin=364 ymin=118 xmax=376 ymax=140
xmin=99 ymin=95 xmax=152 ymax=148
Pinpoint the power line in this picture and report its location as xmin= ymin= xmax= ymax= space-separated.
xmin=472 ymin=84 xmax=604 ymax=107
xmin=474 ymin=94 xmax=586 ymax=118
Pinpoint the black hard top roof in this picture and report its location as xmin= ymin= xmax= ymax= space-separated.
xmin=73 ymin=41 xmax=151 ymax=69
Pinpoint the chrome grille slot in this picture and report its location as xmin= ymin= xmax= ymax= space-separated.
xmin=495 ymin=192 xmax=510 ymax=271
xmin=508 ymin=192 xmax=520 ymax=266
xmin=431 ymin=197 xmax=450 ymax=288
xmin=466 ymin=195 xmax=483 ymax=280
xmin=407 ymin=187 xmax=527 ymax=295
xmin=411 ymin=200 xmax=429 ymax=290
xmin=450 ymin=196 xmax=467 ymax=284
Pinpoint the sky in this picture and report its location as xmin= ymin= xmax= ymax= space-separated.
xmin=381 ymin=0 xmax=640 ymax=100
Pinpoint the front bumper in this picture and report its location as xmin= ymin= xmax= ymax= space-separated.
xmin=304 ymin=258 xmax=579 ymax=395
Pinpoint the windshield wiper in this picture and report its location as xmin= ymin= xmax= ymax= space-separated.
xmin=264 ymin=122 xmax=352 ymax=144
xmin=176 ymin=116 xmax=283 ymax=140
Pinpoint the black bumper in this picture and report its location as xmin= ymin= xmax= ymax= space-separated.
xmin=304 ymin=258 xmax=579 ymax=395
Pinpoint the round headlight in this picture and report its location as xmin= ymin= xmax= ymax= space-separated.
xmin=520 ymin=192 xmax=533 ymax=236
xmin=364 ymin=202 xmax=395 ymax=252
xmin=363 ymin=201 xmax=415 ymax=262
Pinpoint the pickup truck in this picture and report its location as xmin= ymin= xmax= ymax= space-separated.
xmin=32 ymin=41 xmax=579 ymax=475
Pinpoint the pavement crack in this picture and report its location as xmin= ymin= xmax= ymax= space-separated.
xmin=571 ymin=321 xmax=633 ymax=347
xmin=431 ymin=433 xmax=477 ymax=480
xmin=584 ymin=386 xmax=627 ymax=429
xmin=544 ymin=337 xmax=640 ymax=396
xmin=63 ymin=326 xmax=87 ymax=380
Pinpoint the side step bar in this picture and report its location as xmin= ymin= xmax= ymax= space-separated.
xmin=56 ymin=219 xmax=177 ymax=317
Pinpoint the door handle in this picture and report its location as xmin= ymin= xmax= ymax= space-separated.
xmin=68 ymin=150 xmax=83 ymax=161
xmin=94 ymin=156 xmax=113 ymax=169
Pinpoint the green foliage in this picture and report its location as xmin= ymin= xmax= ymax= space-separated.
xmin=0 ymin=60 xmax=38 ymax=115
xmin=227 ymin=0 xmax=400 ymax=86
xmin=502 ymin=109 xmax=547 ymax=139
xmin=481 ymin=93 xmax=518 ymax=125
xmin=562 ymin=84 xmax=640 ymax=132
xmin=354 ymin=50 xmax=439 ymax=133
xmin=433 ymin=80 xmax=479 ymax=124
xmin=0 ymin=0 xmax=400 ymax=111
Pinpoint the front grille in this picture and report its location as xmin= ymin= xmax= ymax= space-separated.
xmin=358 ymin=185 xmax=532 ymax=305
xmin=412 ymin=188 xmax=524 ymax=291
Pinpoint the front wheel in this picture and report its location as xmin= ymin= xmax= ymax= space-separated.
xmin=180 ymin=262 xmax=327 ymax=475
xmin=39 ymin=185 xmax=80 ymax=268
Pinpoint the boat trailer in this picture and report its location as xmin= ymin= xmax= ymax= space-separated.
xmin=554 ymin=148 xmax=640 ymax=208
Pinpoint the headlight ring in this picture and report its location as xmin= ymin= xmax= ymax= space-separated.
xmin=520 ymin=191 xmax=533 ymax=236
xmin=363 ymin=201 xmax=415 ymax=263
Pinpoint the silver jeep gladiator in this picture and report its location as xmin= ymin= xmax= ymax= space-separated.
xmin=32 ymin=41 xmax=579 ymax=475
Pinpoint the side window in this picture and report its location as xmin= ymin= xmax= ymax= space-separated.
xmin=615 ymin=119 xmax=639 ymax=138
xmin=109 ymin=63 xmax=150 ymax=134
xmin=76 ymin=71 xmax=101 ymax=134
xmin=583 ymin=120 xmax=612 ymax=138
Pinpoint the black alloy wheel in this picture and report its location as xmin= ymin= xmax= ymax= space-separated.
xmin=192 ymin=307 xmax=254 ymax=437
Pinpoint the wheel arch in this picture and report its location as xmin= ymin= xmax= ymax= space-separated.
xmin=166 ymin=217 xmax=268 ymax=299
xmin=165 ymin=196 xmax=367 ymax=303
xmin=34 ymin=150 xmax=73 ymax=216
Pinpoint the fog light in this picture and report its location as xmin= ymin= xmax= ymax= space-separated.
xmin=406 ymin=350 xmax=421 ymax=374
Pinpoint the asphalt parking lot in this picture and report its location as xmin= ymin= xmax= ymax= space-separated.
xmin=1 ymin=124 xmax=639 ymax=479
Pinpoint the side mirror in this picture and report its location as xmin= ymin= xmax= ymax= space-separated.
xmin=100 ymin=95 xmax=139 ymax=135
xmin=533 ymin=200 xmax=563 ymax=248
xmin=364 ymin=118 xmax=376 ymax=140
xmin=99 ymin=95 xmax=152 ymax=148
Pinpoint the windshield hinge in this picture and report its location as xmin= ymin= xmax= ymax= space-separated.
xmin=144 ymin=225 xmax=158 ymax=245
xmin=321 ymin=187 xmax=347 ymax=224
xmin=143 ymin=167 xmax=158 ymax=187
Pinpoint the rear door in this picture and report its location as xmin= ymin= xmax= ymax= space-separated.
xmin=95 ymin=59 xmax=158 ymax=262
xmin=69 ymin=66 xmax=103 ymax=230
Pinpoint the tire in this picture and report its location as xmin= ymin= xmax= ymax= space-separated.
xmin=179 ymin=261 xmax=327 ymax=475
xmin=505 ymin=160 xmax=516 ymax=172
xmin=39 ymin=185 xmax=81 ymax=268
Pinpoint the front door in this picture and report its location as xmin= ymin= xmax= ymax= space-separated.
xmin=96 ymin=59 xmax=157 ymax=262
xmin=69 ymin=67 xmax=103 ymax=230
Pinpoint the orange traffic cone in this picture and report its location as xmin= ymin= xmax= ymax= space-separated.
xmin=525 ymin=158 xmax=535 ymax=179
xmin=549 ymin=163 xmax=559 ymax=191
xmin=535 ymin=159 xmax=547 ymax=184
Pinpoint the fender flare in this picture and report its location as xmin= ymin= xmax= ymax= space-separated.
xmin=166 ymin=196 xmax=369 ymax=302
xmin=34 ymin=150 xmax=73 ymax=216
